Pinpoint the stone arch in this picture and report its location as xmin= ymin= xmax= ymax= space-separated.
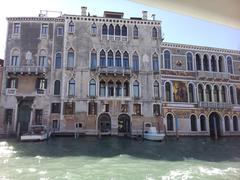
xmin=98 ymin=113 xmax=111 ymax=133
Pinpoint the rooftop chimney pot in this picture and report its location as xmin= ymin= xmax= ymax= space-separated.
xmin=81 ymin=6 xmax=87 ymax=16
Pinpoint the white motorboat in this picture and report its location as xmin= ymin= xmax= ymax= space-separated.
xmin=144 ymin=127 xmax=165 ymax=141
xmin=20 ymin=125 xmax=51 ymax=141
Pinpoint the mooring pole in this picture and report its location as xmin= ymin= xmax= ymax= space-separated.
xmin=175 ymin=116 xmax=179 ymax=140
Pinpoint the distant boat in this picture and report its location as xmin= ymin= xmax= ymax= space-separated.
xmin=20 ymin=125 xmax=51 ymax=141
xmin=144 ymin=127 xmax=165 ymax=141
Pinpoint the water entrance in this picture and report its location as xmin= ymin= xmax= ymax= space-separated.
xmin=98 ymin=113 xmax=111 ymax=133
xmin=118 ymin=114 xmax=130 ymax=134
xmin=209 ymin=112 xmax=221 ymax=137
xmin=17 ymin=100 xmax=32 ymax=134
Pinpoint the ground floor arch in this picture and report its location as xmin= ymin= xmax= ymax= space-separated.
xmin=209 ymin=112 xmax=222 ymax=137
xmin=98 ymin=113 xmax=111 ymax=133
xmin=118 ymin=114 xmax=131 ymax=134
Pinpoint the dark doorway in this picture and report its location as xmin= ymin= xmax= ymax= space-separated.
xmin=98 ymin=113 xmax=111 ymax=133
xmin=209 ymin=112 xmax=221 ymax=137
xmin=17 ymin=100 xmax=32 ymax=135
xmin=118 ymin=114 xmax=131 ymax=134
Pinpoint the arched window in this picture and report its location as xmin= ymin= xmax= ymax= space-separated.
xmin=191 ymin=115 xmax=197 ymax=131
xmin=116 ymin=81 xmax=122 ymax=97
xmin=115 ymin=51 xmax=121 ymax=67
xmin=224 ymin=116 xmax=230 ymax=131
xmin=67 ymin=48 xmax=74 ymax=68
xmin=91 ymin=23 xmax=97 ymax=35
xmin=133 ymin=80 xmax=140 ymax=97
xmin=165 ymin=82 xmax=171 ymax=102
xmin=152 ymin=27 xmax=157 ymax=38
xmin=198 ymin=84 xmax=204 ymax=102
xmin=153 ymin=81 xmax=160 ymax=98
xmin=109 ymin=24 xmax=114 ymax=35
xmin=133 ymin=25 xmax=138 ymax=39
xmin=206 ymin=85 xmax=212 ymax=102
xmin=188 ymin=83 xmax=194 ymax=103
xmin=213 ymin=85 xmax=220 ymax=102
xmin=164 ymin=50 xmax=171 ymax=69
xmin=200 ymin=115 xmax=206 ymax=131
xmin=107 ymin=50 xmax=114 ymax=67
xmin=123 ymin=51 xmax=129 ymax=68
xmin=115 ymin=24 xmax=120 ymax=36
xmin=187 ymin=52 xmax=193 ymax=71
xmin=100 ymin=50 xmax=106 ymax=67
xmin=167 ymin=114 xmax=174 ymax=131
xmin=102 ymin=24 xmax=107 ymax=35
xmin=90 ymin=49 xmax=97 ymax=69
xmin=68 ymin=79 xmax=75 ymax=96
xmin=237 ymin=88 xmax=240 ymax=105
xmin=203 ymin=55 xmax=209 ymax=71
xmin=218 ymin=56 xmax=224 ymax=72
xmin=123 ymin=81 xmax=129 ymax=96
xmin=54 ymin=80 xmax=60 ymax=95
xmin=55 ymin=52 xmax=62 ymax=69
xmin=211 ymin=55 xmax=217 ymax=72
xmin=233 ymin=116 xmax=239 ymax=131
xmin=89 ymin=79 xmax=96 ymax=97
xmin=196 ymin=54 xmax=202 ymax=71
xmin=132 ymin=52 xmax=139 ymax=72
xmin=152 ymin=53 xmax=159 ymax=72
xmin=221 ymin=86 xmax=227 ymax=103
xmin=11 ymin=49 xmax=20 ymax=66
xmin=39 ymin=49 xmax=47 ymax=67
xmin=99 ymin=80 xmax=106 ymax=97
xmin=68 ymin=21 xmax=75 ymax=33
xmin=230 ymin=86 xmax=235 ymax=104
xmin=122 ymin=25 xmax=127 ymax=36
xmin=227 ymin=56 xmax=233 ymax=74
xmin=108 ymin=81 xmax=114 ymax=97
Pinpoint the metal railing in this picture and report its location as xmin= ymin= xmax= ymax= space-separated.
xmin=198 ymin=101 xmax=232 ymax=109
xmin=6 ymin=66 xmax=48 ymax=74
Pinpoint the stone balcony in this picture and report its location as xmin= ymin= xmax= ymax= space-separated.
xmin=5 ymin=88 xmax=45 ymax=96
xmin=197 ymin=71 xmax=230 ymax=81
xmin=97 ymin=66 xmax=131 ymax=76
xmin=6 ymin=66 xmax=48 ymax=75
xmin=198 ymin=102 xmax=232 ymax=109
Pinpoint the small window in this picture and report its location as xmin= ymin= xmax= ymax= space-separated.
xmin=153 ymin=104 xmax=160 ymax=116
xmin=6 ymin=78 xmax=18 ymax=89
xmin=41 ymin=23 xmax=48 ymax=36
xmin=123 ymin=81 xmax=129 ymax=97
xmin=152 ymin=53 xmax=159 ymax=72
xmin=57 ymin=27 xmax=64 ymax=36
xmin=190 ymin=115 xmax=197 ymax=131
xmin=64 ymin=102 xmax=75 ymax=115
xmin=89 ymin=79 xmax=96 ymax=97
xmin=115 ymin=51 xmax=121 ymax=67
xmin=36 ymin=78 xmax=47 ymax=90
xmin=133 ymin=80 xmax=140 ymax=98
xmin=104 ymin=104 xmax=109 ymax=112
xmin=123 ymin=51 xmax=129 ymax=68
xmin=107 ymin=50 xmax=114 ymax=67
xmin=116 ymin=81 xmax=122 ymax=97
xmin=122 ymin=25 xmax=127 ymax=36
xmin=115 ymin=24 xmax=120 ymax=36
xmin=188 ymin=84 xmax=194 ymax=103
xmin=90 ymin=49 xmax=97 ymax=70
xmin=233 ymin=116 xmax=239 ymax=131
xmin=153 ymin=81 xmax=160 ymax=98
xmin=5 ymin=109 xmax=13 ymax=125
xmin=133 ymin=25 xmax=138 ymax=39
xmin=187 ymin=52 xmax=193 ymax=71
xmin=121 ymin=104 xmax=128 ymax=113
xmin=108 ymin=81 xmax=114 ymax=97
xmin=35 ymin=109 xmax=43 ymax=125
xmin=99 ymin=80 xmax=106 ymax=97
xmin=55 ymin=52 xmax=62 ymax=69
xmin=133 ymin=104 xmax=141 ymax=115
xmin=39 ymin=49 xmax=47 ymax=67
xmin=13 ymin=23 xmax=20 ymax=34
xmin=165 ymin=82 xmax=172 ymax=102
xmin=200 ymin=115 xmax=206 ymax=131
xmin=67 ymin=48 xmax=75 ymax=68
xmin=164 ymin=50 xmax=171 ymax=69
xmin=109 ymin=24 xmax=114 ymax=35
xmin=52 ymin=120 xmax=59 ymax=131
xmin=68 ymin=79 xmax=75 ymax=96
xmin=88 ymin=101 xmax=97 ymax=115
xmin=227 ymin=56 xmax=233 ymax=74
xmin=102 ymin=24 xmax=107 ymax=35
xmin=51 ymin=103 xmax=61 ymax=113
xmin=91 ymin=23 xmax=97 ymax=35
xmin=11 ymin=49 xmax=20 ymax=66
xmin=132 ymin=52 xmax=139 ymax=72
xmin=100 ymin=50 xmax=106 ymax=67
xmin=68 ymin=21 xmax=75 ymax=33
xmin=152 ymin=27 xmax=157 ymax=38
xmin=224 ymin=116 xmax=230 ymax=132
xmin=54 ymin=80 xmax=61 ymax=95
xmin=167 ymin=114 xmax=174 ymax=131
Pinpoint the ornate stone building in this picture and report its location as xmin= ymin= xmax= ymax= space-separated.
xmin=1 ymin=7 xmax=240 ymax=137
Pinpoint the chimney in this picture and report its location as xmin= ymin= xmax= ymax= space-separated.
xmin=81 ymin=6 xmax=87 ymax=16
xmin=152 ymin=14 xmax=156 ymax=21
xmin=142 ymin=11 xmax=148 ymax=20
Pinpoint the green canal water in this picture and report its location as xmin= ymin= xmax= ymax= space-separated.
xmin=0 ymin=136 xmax=240 ymax=180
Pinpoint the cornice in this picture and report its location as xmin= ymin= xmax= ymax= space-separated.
xmin=7 ymin=17 xmax=65 ymax=22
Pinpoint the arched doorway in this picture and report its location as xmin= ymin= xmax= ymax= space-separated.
xmin=118 ymin=114 xmax=131 ymax=134
xmin=98 ymin=113 xmax=111 ymax=133
xmin=209 ymin=112 xmax=222 ymax=137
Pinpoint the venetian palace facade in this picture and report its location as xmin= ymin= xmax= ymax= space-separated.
xmin=1 ymin=7 xmax=240 ymax=137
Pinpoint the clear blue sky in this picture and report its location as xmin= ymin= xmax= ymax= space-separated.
xmin=0 ymin=0 xmax=239 ymax=59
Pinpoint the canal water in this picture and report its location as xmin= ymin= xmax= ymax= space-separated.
xmin=0 ymin=136 xmax=240 ymax=180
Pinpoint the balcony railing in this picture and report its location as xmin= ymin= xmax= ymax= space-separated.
xmin=197 ymin=71 xmax=230 ymax=80
xmin=97 ymin=67 xmax=131 ymax=75
xmin=198 ymin=102 xmax=232 ymax=109
xmin=6 ymin=66 xmax=48 ymax=74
